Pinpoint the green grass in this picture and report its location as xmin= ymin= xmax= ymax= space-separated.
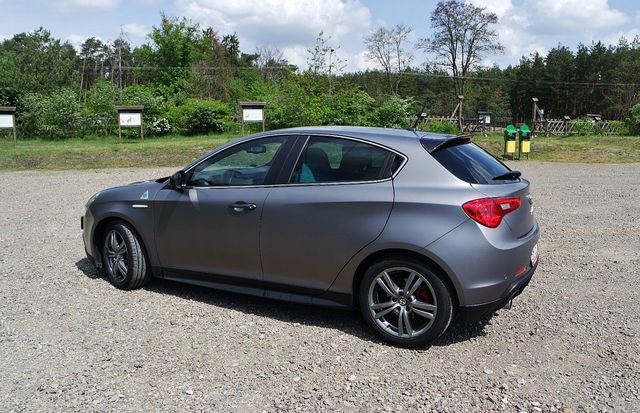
xmin=0 ymin=133 xmax=241 ymax=170
xmin=1 ymin=132 xmax=639 ymax=171
xmin=474 ymin=133 xmax=640 ymax=163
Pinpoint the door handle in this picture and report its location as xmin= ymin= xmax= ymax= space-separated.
xmin=230 ymin=202 xmax=257 ymax=212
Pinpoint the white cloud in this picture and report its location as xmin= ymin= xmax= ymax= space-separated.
xmin=55 ymin=0 xmax=120 ymax=10
xmin=122 ymin=23 xmax=149 ymax=39
xmin=467 ymin=0 xmax=629 ymax=67
xmin=524 ymin=0 xmax=628 ymax=33
xmin=603 ymin=29 xmax=640 ymax=46
xmin=175 ymin=0 xmax=372 ymax=71
xmin=65 ymin=34 xmax=97 ymax=50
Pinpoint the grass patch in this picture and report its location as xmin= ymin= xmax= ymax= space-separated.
xmin=1 ymin=132 xmax=639 ymax=171
xmin=474 ymin=133 xmax=640 ymax=163
xmin=0 ymin=133 xmax=240 ymax=170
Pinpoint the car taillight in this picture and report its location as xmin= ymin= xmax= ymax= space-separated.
xmin=462 ymin=197 xmax=521 ymax=228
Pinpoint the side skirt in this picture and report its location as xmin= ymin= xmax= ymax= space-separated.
xmin=157 ymin=268 xmax=354 ymax=310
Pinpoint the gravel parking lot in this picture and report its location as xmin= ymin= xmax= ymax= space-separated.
xmin=1 ymin=162 xmax=639 ymax=412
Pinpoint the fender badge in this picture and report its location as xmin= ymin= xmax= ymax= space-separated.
xmin=140 ymin=190 xmax=149 ymax=200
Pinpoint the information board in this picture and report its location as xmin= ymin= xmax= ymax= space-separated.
xmin=119 ymin=113 xmax=142 ymax=127
xmin=243 ymin=108 xmax=264 ymax=122
xmin=0 ymin=114 xmax=14 ymax=128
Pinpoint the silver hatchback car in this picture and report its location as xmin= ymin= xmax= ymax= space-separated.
xmin=82 ymin=126 xmax=539 ymax=347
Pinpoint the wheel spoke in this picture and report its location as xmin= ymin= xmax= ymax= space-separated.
xmin=116 ymin=241 xmax=126 ymax=255
xmin=376 ymin=277 xmax=396 ymax=297
xmin=109 ymin=231 xmax=118 ymax=253
xmin=411 ymin=300 xmax=437 ymax=312
xmin=117 ymin=259 xmax=127 ymax=277
xmin=374 ymin=303 xmax=398 ymax=319
xmin=398 ymin=307 xmax=405 ymax=335
xmin=371 ymin=301 xmax=396 ymax=311
xmin=407 ymin=276 xmax=423 ymax=296
xmin=381 ymin=271 xmax=400 ymax=295
xmin=404 ymin=271 xmax=416 ymax=292
xmin=412 ymin=308 xmax=435 ymax=320
xmin=403 ymin=307 xmax=413 ymax=336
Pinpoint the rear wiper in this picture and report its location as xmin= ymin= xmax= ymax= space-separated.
xmin=492 ymin=171 xmax=522 ymax=181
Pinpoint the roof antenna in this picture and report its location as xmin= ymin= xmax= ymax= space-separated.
xmin=408 ymin=100 xmax=428 ymax=131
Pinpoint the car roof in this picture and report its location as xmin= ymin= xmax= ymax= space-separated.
xmin=258 ymin=125 xmax=460 ymax=148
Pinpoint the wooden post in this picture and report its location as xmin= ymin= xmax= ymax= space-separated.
xmin=118 ymin=122 xmax=122 ymax=144
xmin=241 ymin=117 xmax=244 ymax=135
xmin=140 ymin=120 xmax=144 ymax=142
xmin=12 ymin=113 xmax=16 ymax=144
xmin=457 ymin=95 xmax=464 ymax=132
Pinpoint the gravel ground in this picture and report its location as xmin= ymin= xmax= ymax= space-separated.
xmin=1 ymin=162 xmax=639 ymax=412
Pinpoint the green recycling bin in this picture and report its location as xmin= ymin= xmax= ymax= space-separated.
xmin=518 ymin=124 xmax=532 ymax=159
xmin=503 ymin=124 xmax=517 ymax=159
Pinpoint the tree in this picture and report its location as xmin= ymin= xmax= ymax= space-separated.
xmin=306 ymin=31 xmax=345 ymax=75
xmin=418 ymin=0 xmax=503 ymax=97
xmin=364 ymin=24 xmax=413 ymax=94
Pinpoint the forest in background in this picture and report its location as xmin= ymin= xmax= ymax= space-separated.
xmin=2 ymin=8 xmax=640 ymax=140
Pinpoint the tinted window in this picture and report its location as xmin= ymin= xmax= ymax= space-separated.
xmin=290 ymin=136 xmax=394 ymax=184
xmin=430 ymin=142 xmax=511 ymax=185
xmin=189 ymin=137 xmax=286 ymax=187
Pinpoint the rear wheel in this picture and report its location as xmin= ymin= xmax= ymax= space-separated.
xmin=359 ymin=256 xmax=453 ymax=347
xmin=102 ymin=222 xmax=150 ymax=290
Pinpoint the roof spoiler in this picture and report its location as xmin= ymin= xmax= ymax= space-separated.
xmin=421 ymin=134 xmax=473 ymax=153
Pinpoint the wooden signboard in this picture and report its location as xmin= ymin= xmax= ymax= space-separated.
xmin=116 ymin=106 xmax=145 ymax=143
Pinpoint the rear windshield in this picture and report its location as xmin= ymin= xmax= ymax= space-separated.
xmin=429 ymin=142 xmax=511 ymax=185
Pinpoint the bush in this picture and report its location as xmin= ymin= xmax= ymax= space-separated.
xmin=85 ymin=80 xmax=122 ymax=135
xmin=151 ymin=118 xmax=171 ymax=135
xmin=123 ymin=85 xmax=166 ymax=119
xmin=325 ymin=88 xmax=374 ymax=126
xmin=421 ymin=119 xmax=460 ymax=134
xmin=570 ymin=118 xmax=595 ymax=136
xmin=168 ymin=98 xmax=231 ymax=134
xmin=626 ymin=103 xmax=640 ymax=135
xmin=20 ymin=88 xmax=82 ymax=139
xmin=608 ymin=120 xmax=629 ymax=135
xmin=370 ymin=96 xmax=412 ymax=128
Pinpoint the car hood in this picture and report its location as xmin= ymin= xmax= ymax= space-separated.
xmin=95 ymin=179 xmax=166 ymax=204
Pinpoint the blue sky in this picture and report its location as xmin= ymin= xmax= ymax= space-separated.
xmin=1 ymin=0 xmax=639 ymax=71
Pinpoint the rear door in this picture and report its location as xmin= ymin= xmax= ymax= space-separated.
xmin=259 ymin=135 xmax=400 ymax=293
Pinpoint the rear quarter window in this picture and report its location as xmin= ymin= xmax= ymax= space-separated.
xmin=428 ymin=142 xmax=511 ymax=185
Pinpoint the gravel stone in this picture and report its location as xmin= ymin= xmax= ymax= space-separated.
xmin=0 ymin=162 xmax=639 ymax=411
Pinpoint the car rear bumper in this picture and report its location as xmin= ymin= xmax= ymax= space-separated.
xmin=456 ymin=261 xmax=537 ymax=321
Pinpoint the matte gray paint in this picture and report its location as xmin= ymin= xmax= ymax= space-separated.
xmin=83 ymin=125 xmax=540 ymax=311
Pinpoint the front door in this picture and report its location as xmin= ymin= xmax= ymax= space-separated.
xmin=154 ymin=136 xmax=291 ymax=282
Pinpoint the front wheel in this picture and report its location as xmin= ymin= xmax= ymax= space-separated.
xmin=359 ymin=257 xmax=454 ymax=347
xmin=102 ymin=222 xmax=151 ymax=290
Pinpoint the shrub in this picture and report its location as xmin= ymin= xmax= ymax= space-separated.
xmin=85 ymin=80 xmax=122 ymax=135
xmin=151 ymin=118 xmax=171 ymax=135
xmin=370 ymin=96 xmax=412 ymax=128
xmin=325 ymin=88 xmax=374 ymax=126
xmin=123 ymin=85 xmax=166 ymax=119
xmin=20 ymin=88 xmax=82 ymax=139
xmin=571 ymin=118 xmax=595 ymax=136
xmin=421 ymin=119 xmax=460 ymax=134
xmin=626 ymin=103 xmax=640 ymax=135
xmin=168 ymin=98 xmax=231 ymax=134
xmin=608 ymin=120 xmax=629 ymax=135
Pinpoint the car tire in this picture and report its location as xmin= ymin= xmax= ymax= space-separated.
xmin=358 ymin=256 xmax=454 ymax=347
xmin=101 ymin=221 xmax=151 ymax=290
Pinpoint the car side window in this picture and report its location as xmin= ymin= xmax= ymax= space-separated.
xmin=189 ymin=136 xmax=287 ymax=187
xmin=290 ymin=136 xmax=394 ymax=184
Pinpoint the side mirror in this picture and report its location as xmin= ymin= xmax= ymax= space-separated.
xmin=169 ymin=170 xmax=186 ymax=191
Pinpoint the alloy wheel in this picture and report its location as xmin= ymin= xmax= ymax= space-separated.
xmin=104 ymin=230 xmax=128 ymax=282
xmin=367 ymin=267 xmax=438 ymax=338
